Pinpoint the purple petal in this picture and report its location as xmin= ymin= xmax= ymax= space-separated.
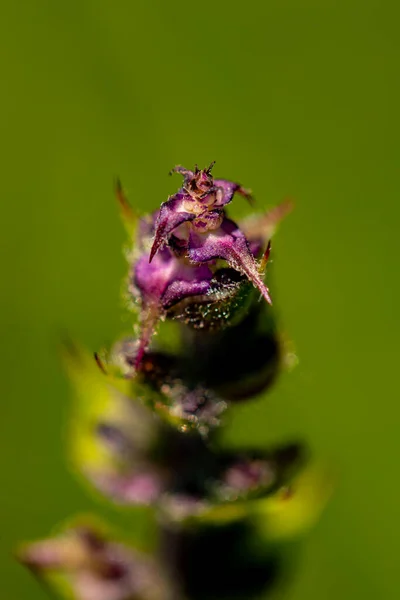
xmin=187 ymin=218 xmax=272 ymax=305
xmin=132 ymin=251 xmax=214 ymax=365
xmin=213 ymin=179 xmax=253 ymax=207
xmin=149 ymin=194 xmax=195 ymax=262
xmin=172 ymin=163 xmax=215 ymax=198
xmin=161 ymin=263 xmax=213 ymax=309
xmin=132 ymin=251 xmax=176 ymax=367
xmin=134 ymin=250 xmax=175 ymax=302
xmin=169 ymin=164 xmax=195 ymax=183
xmin=162 ymin=279 xmax=211 ymax=309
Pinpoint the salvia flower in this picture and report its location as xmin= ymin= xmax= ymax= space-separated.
xmin=122 ymin=167 xmax=290 ymax=367
xmin=149 ymin=163 xmax=271 ymax=303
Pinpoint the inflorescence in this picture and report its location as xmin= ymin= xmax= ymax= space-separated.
xmin=18 ymin=163 xmax=330 ymax=600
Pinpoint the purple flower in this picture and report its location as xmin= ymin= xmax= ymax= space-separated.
xmin=117 ymin=170 xmax=292 ymax=368
xmin=149 ymin=163 xmax=272 ymax=305
xmin=131 ymin=241 xmax=213 ymax=368
xmin=18 ymin=523 xmax=173 ymax=600
xmin=131 ymin=235 xmax=258 ymax=367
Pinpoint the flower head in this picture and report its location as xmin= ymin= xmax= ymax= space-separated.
xmin=149 ymin=163 xmax=271 ymax=306
xmin=122 ymin=168 xmax=292 ymax=368
xmin=149 ymin=162 xmax=252 ymax=258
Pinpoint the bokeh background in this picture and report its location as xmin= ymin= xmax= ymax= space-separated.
xmin=1 ymin=1 xmax=400 ymax=598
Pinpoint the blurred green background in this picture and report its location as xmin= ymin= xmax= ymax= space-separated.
xmin=1 ymin=0 xmax=399 ymax=598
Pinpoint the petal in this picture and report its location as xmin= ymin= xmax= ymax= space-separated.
xmin=132 ymin=252 xmax=214 ymax=366
xmin=213 ymin=179 xmax=253 ymax=207
xmin=161 ymin=263 xmax=213 ymax=309
xmin=162 ymin=279 xmax=212 ymax=310
xmin=169 ymin=164 xmax=195 ymax=183
xmin=166 ymin=268 xmax=253 ymax=332
xmin=134 ymin=250 xmax=175 ymax=302
xmin=149 ymin=194 xmax=195 ymax=262
xmin=132 ymin=251 xmax=176 ymax=367
xmin=188 ymin=218 xmax=272 ymax=305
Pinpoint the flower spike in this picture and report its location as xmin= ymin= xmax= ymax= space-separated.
xmin=19 ymin=157 xmax=329 ymax=600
